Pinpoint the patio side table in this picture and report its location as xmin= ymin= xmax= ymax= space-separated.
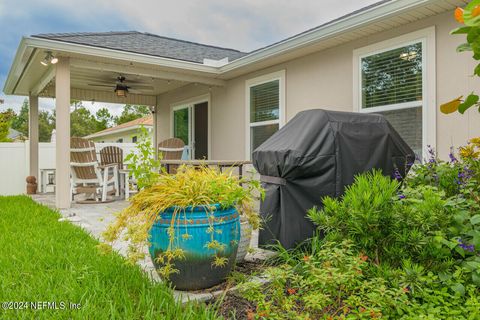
xmin=40 ymin=168 xmax=56 ymax=193
xmin=119 ymin=169 xmax=137 ymax=199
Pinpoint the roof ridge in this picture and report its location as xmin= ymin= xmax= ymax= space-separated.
xmin=33 ymin=31 xmax=140 ymax=38
xmin=140 ymin=32 xmax=245 ymax=53
xmin=32 ymin=31 xmax=246 ymax=54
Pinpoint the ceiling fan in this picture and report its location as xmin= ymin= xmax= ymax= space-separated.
xmin=87 ymin=75 xmax=154 ymax=97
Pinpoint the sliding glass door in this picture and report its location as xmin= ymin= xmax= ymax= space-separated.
xmin=173 ymin=101 xmax=208 ymax=160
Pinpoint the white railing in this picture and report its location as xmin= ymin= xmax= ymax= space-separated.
xmin=0 ymin=141 xmax=137 ymax=195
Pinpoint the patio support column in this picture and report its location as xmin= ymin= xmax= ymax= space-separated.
xmin=28 ymin=94 xmax=39 ymax=179
xmin=55 ymin=57 xmax=71 ymax=209
xmin=153 ymin=104 xmax=158 ymax=159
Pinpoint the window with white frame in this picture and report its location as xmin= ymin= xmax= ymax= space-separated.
xmin=246 ymin=71 xmax=285 ymax=158
xmin=354 ymin=28 xmax=435 ymax=159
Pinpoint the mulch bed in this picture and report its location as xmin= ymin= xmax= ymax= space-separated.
xmin=204 ymin=259 xmax=266 ymax=319
xmin=213 ymin=292 xmax=256 ymax=320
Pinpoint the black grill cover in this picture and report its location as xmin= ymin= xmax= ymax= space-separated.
xmin=252 ymin=109 xmax=415 ymax=249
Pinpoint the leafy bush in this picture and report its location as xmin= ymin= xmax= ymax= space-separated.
xmin=398 ymin=263 xmax=480 ymax=319
xmin=124 ymin=125 xmax=161 ymax=190
xmin=299 ymin=151 xmax=480 ymax=318
xmin=238 ymin=241 xmax=410 ymax=320
xmin=307 ymin=170 xmax=453 ymax=267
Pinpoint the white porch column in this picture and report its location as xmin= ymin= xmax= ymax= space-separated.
xmin=55 ymin=57 xmax=71 ymax=209
xmin=153 ymin=104 xmax=158 ymax=159
xmin=28 ymin=94 xmax=39 ymax=179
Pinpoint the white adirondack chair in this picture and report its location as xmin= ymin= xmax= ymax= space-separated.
xmin=70 ymin=137 xmax=119 ymax=203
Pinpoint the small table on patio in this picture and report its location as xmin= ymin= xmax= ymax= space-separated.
xmin=40 ymin=168 xmax=56 ymax=193
xmin=119 ymin=168 xmax=138 ymax=200
xmin=159 ymin=160 xmax=252 ymax=178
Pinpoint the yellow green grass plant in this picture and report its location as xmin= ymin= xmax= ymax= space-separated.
xmin=101 ymin=165 xmax=264 ymax=279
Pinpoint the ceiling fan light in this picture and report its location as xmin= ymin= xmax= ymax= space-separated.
xmin=50 ymin=56 xmax=58 ymax=64
xmin=115 ymin=85 xmax=128 ymax=97
xmin=116 ymin=89 xmax=127 ymax=97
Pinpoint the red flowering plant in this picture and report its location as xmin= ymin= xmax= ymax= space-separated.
xmin=441 ymin=1 xmax=480 ymax=114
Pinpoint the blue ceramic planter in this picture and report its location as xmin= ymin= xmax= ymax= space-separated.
xmin=148 ymin=204 xmax=240 ymax=290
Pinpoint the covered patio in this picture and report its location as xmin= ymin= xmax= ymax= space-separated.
xmin=4 ymin=32 xmax=237 ymax=208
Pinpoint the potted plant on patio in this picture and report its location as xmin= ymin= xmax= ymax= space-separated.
xmin=101 ymin=163 xmax=263 ymax=290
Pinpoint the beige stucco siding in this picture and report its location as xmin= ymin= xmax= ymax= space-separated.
xmin=156 ymin=10 xmax=480 ymax=161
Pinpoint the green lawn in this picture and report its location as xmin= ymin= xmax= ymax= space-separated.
xmin=0 ymin=196 xmax=219 ymax=320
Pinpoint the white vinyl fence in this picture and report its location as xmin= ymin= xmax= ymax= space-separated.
xmin=0 ymin=141 xmax=136 ymax=195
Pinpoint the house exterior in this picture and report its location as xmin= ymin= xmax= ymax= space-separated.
xmin=8 ymin=128 xmax=25 ymax=142
xmin=85 ymin=116 xmax=153 ymax=143
xmin=3 ymin=0 xmax=477 ymax=208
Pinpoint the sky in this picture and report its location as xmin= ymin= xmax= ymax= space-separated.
xmin=0 ymin=0 xmax=379 ymax=116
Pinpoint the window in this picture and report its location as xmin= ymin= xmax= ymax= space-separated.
xmin=353 ymin=28 xmax=435 ymax=159
xmin=246 ymin=70 xmax=285 ymax=159
xmin=132 ymin=136 xmax=137 ymax=143
xmin=361 ymin=42 xmax=423 ymax=109
xmin=117 ymin=138 xmax=123 ymax=143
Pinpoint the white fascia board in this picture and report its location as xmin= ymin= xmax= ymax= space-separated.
xmin=3 ymin=36 xmax=222 ymax=94
xmin=219 ymin=0 xmax=434 ymax=73
xmin=3 ymin=37 xmax=30 ymax=94
xmin=25 ymin=37 xmax=220 ymax=74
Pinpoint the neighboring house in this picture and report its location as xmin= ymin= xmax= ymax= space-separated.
xmin=4 ymin=0 xmax=479 ymax=208
xmin=85 ymin=116 xmax=153 ymax=143
xmin=8 ymin=128 xmax=25 ymax=142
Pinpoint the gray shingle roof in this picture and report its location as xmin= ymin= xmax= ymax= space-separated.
xmin=32 ymin=31 xmax=247 ymax=64
xmin=8 ymin=128 xmax=22 ymax=139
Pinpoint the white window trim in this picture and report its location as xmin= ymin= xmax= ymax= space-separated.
xmin=353 ymin=27 xmax=436 ymax=156
xmin=245 ymin=70 xmax=286 ymax=159
xmin=170 ymin=93 xmax=211 ymax=160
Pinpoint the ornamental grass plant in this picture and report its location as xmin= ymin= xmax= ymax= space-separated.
xmin=101 ymin=165 xmax=263 ymax=278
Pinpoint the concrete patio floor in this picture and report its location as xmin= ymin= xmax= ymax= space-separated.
xmin=30 ymin=193 xmax=269 ymax=303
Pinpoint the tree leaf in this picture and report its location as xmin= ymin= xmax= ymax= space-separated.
xmin=457 ymin=43 xmax=472 ymax=52
xmin=450 ymin=283 xmax=465 ymax=296
xmin=475 ymin=63 xmax=480 ymax=77
xmin=438 ymin=272 xmax=452 ymax=282
xmin=440 ymin=237 xmax=458 ymax=250
xmin=451 ymin=26 xmax=472 ymax=35
xmin=440 ymin=96 xmax=463 ymax=114
xmin=458 ymin=94 xmax=479 ymax=114
xmin=464 ymin=0 xmax=480 ymax=27
xmin=464 ymin=260 xmax=480 ymax=271
xmin=470 ymin=214 xmax=480 ymax=225
xmin=472 ymin=271 xmax=480 ymax=286
xmin=455 ymin=245 xmax=466 ymax=258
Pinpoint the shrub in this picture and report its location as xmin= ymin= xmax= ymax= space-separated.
xmin=308 ymin=170 xmax=399 ymax=264
xmin=124 ymin=125 xmax=161 ymax=190
xmin=237 ymin=241 xmax=410 ymax=320
xmin=308 ymin=170 xmax=453 ymax=267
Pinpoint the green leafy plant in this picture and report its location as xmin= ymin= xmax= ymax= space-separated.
xmin=308 ymin=170 xmax=454 ymax=267
xmin=237 ymin=241 xmax=410 ymax=319
xmin=441 ymin=0 xmax=480 ymax=115
xmin=398 ymin=265 xmax=480 ymax=319
xmin=0 ymin=110 xmax=13 ymax=142
xmin=124 ymin=125 xmax=161 ymax=190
